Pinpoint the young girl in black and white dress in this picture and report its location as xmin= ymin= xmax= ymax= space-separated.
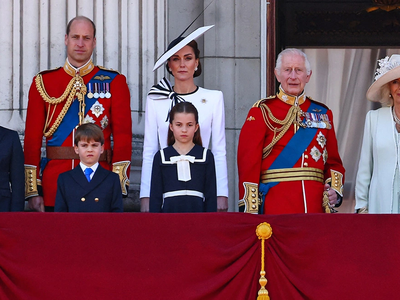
xmin=149 ymin=102 xmax=217 ymax=212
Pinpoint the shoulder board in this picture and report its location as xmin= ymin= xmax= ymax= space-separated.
xmin=98 ymin=65 xmax=121 ymax=74
xmin=36 ymin=67 xmax=62 ymax=76
xmin=308 ymin=97 xmax=329 ymax=110
xmin=252 ymin=95 xmax=275 ymax=108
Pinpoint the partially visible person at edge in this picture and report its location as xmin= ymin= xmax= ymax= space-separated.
xmin=356 ymin=54 xmax=400 ymax=213
xmin=237 ymin=48 xmax=345 ymax=214
xmin=149 ymin=102 xmax=217 ymax=213
xmin=55 ymin=123 xmax=123 ymax=212
xmin=0 ymin=126 xmax=25 ymax=211
xmin=140 ymin=26 xmax=228 ymax=212
xmin=24 ymin=16 xmax=132 ymax=212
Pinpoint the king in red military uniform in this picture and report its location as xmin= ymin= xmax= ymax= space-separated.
xmin=24 ymin=16 xmax=132 ymax=211
xmin=237 ymin=49 xmax=345 ymax=214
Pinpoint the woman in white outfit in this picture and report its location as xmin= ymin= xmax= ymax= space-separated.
xmin=140 ymin=26 xmax=228 ymax=212
xmin=356 ymin=54 xmax=400 ymax=213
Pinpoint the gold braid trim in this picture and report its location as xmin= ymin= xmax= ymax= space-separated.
xmin=98 ymin=65 xmax=121 ymax=74
xmin=259 ymin=104 xmax=304 ymax=159
xmin=35 ymin=74 xmax=87 ymax=137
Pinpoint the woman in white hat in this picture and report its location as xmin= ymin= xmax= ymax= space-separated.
xmin=356 ymin=54 xmax=400 ymax=213
xmin=140 ymin=26 xmax=228 ymax=212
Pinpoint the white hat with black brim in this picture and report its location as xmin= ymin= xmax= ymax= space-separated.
xmin=367 ymin=54 xmax=400 ymax=103
xmin=152 ymin=25 xmax=214 ymax=72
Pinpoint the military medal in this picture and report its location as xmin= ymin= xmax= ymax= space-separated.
xmin=83 ymin=115 xmax=95 ymax=124
xmin=87 ymin=83 xmax=94 ymax=99
xmin=105 ymin=83 xmax=111 ymax=98
xmin=99 ymin=83 xmax=105 ymax=98
xmin=317 ymin=131 xmax=327 ymax=148
xmin=310 ymin=146 xmax=322 ymax=162
xmin=323 ymin=148 xmax=328 ymax=164
xmin=90 ymin=101 xmax=105 ymax=118
xmin=93 ymin=83 xmax=99 ymax=98
xmin=101 ymin=115 xmax=109 ymax=129
xmin=303 ymin=112 xmax=331 ymax=129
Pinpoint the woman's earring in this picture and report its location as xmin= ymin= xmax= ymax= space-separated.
xmin=390 ymin=94 xmax=392 ymax=98
xmin=195 ymin=67 xmax=198 ymax=71
xmin=169 ymin=68 xmax=172 ymax=72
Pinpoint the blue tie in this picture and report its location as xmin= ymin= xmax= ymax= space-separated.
xmin=84 ymin=168 xmax=93 ymax=182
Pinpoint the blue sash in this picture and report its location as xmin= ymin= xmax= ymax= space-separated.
xmin=47 ymin=69 xmax=118 ymax=147
xmin=259 ymin=101 xmax=327 ymax=212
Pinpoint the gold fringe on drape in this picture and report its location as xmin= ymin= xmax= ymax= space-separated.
xmin=256 ymin=222 xmax=273 ymax=300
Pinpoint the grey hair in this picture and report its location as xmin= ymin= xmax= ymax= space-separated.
xmin=275 ymin=48 xmax=311 ymax=75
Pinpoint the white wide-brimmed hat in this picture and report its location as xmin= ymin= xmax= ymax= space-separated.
xmin=152 ymin=25 xmax=214 ymax=72
xmin=367 ymin=54 xmax=400 ymax=103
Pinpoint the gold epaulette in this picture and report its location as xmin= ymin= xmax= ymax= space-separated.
xmin=252 ymin=95 xmax=275 ymax=108
xmin=112 ymin=161 xmax=131 ymax=195
xmin=36 ymin=67 xmax=62 ymax=76
xmin=98 ymin=65 xmax=121 ymax=74
xmin=308 ymin=97 xmax=330 ymax=110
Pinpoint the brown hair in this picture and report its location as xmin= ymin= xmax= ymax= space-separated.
xmin=74 ymin=123 xmax=104 ymax=146
xmin=66 ymin=16 xmax=96 ymax=38
xmin=166 ymin=38 xmax=202 ymax=78
xmin=167 ymin=102 xmax=202 ymax=147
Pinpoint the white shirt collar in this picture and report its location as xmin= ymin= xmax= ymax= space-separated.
xmin=80 ymin=162 xmax=99 ymax=178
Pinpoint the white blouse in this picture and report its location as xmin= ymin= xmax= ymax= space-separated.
xmin=140 ymin=86 xmax=228 ymax=198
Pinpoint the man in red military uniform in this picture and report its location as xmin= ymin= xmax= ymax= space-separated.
xmin=24 ymin=16 xmax=132 ymax=212
xmin=238 ymin=48 xmax=345 ymax=214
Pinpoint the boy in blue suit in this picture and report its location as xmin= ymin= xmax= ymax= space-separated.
xmin=55 ymin=123 xmax=123 ymax=212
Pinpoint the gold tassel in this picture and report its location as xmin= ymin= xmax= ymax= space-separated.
xmin=256 ymin=222 xmax=273 ymax=300
xmin=322 ymin=190 xmax=338 ymax=213
xmin=322 ymin=191 xmax=331 ymax=213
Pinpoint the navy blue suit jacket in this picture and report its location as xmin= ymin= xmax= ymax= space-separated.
xmin=0 ymin=126 xmax=24 ymax=211
xmin=55 ymin=165 xmax=123 ymax=212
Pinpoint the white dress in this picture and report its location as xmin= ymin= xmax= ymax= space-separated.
xmin=355 ymin=106 xmax=400 ymax=213
xmin=140 ymin=84 xmax=228 ymax=199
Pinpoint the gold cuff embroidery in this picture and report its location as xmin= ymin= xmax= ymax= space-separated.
xmin=239 ymin=182 xmax=260 ymax=214
xmin=325 ymin=170 xmax=344 ymax=196
xmin=112 ymin=161 xmax=131 ymax=195
xmin=24 ymin=165 xmax=40 ymax=198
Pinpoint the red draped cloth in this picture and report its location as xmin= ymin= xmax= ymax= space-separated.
xmin=0 ymin=213 xmax=398 ymax=300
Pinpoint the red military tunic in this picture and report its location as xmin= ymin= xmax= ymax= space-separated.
xmin=24 ymin=59 xmax=132 ymax=207
xmin=237 ymin=87 xmax=345 ymax=214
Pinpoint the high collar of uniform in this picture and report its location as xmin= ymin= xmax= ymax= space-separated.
xmin=63 ymin=58 xmax=94 ymax=77
xmin=276 ymin=85 xmax=306 ymax=106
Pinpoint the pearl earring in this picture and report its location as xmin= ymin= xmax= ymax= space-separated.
xmin=195 ymin=67 xmax=198 ymax=71
xmin=169 ymin=68 xmax=172 ymax=72
xmin=390 ymin=94 xmax=392 ymax=98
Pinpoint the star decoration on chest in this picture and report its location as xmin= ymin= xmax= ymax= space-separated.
xmin=90 ymin=101 xmax=105 ymax=118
